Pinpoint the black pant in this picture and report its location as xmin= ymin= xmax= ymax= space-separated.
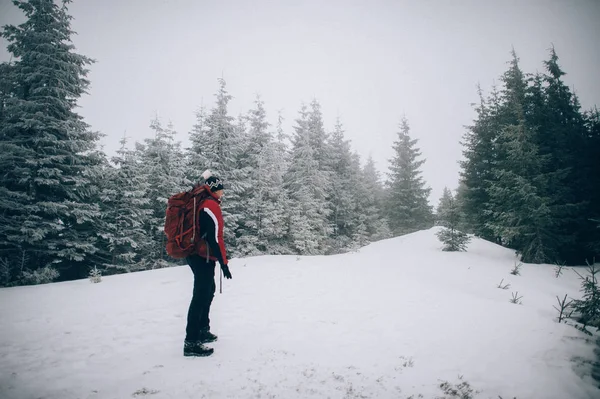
xmin=185 ymin=255 xmax=216 ymax=342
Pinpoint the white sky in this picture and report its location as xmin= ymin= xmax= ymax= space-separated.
xmin=1 ymin=0 xmax=599 ymax=204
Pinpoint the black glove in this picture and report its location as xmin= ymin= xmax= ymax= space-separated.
xmin=221 ymin=264 xmax=232 ymax=279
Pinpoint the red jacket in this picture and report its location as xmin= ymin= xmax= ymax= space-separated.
xmin=196 ymin=192 xmax=229 ymax=266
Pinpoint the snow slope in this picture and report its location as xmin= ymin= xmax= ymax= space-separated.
xmin=1 ymin=228 xmax=599 ymax=399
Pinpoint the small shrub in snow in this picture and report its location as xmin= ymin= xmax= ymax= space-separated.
xmin=554 ymin=262 xmax=566 ymax=278
xmin=510 ymin=291 xmax=523 ymax=305
xmin=436 ymin=375 xmax=479 ymax=399
xmin=89 ymin=266 xmax=102 ymax=284
xmin=132 ymin=387 xmax=159 ymax=396
xmin=510 ymin=262 xmax=522 ymax=276
xmin=496 ymin=279 xmax=510 ymax=290
xmin=553 ymin=294 xmax=573 ymax=323
xmin=570 ymin=261 xmax=600 ymax=332
xmin=436 ymin=227 xmax=471 ymax=252
xmin=20 ymin=266 xmax=59 ymax=285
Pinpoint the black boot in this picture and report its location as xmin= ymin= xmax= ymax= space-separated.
xmin=183 ymin=340 xmax=214 ymax=357
xmin=199 ymin=328 xmax=218 ymax=343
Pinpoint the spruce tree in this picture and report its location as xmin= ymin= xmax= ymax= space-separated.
xmin=235 ymin=96 xmax=287 ymax=256
xmin=485 ymin=51 xmax=557 ymax=263
xmin=327 ymin=119 xmax=355 ymax=247
xmin=436 ymin=188 xmax=470 ymax=251
xmin=436 ymin=187 xmax=454 ymax=227
xmin=362 ymin=156 xmax=391 ymax=241
xmin=196 ymin=79 xmax=249 ymax=256
xmin=284 ymin=104 xmax=331 ymax=254
xmin=0 ymin=0 xmax=104 ymax=283
xmin=136 ymin=117 xmax=188 ymax=266
xmin=97 ymin=136 xmax=152 ymax=273
xmin=459 ymin=84 xmax=501 ymax=242
xmin=386 ymin=117 xmax=433 ymax=235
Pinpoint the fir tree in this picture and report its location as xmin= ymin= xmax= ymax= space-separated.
xmin=235 ymin=96 xmax=286 ymax=256
xmin=436 ymin=187 xmax=454 ymax=227
xmin=536 ymin=48 xmax=593 ymax=263
xmin=0 ymin=0 xmax=104 ymax=283
xmin=459 ymin=84 xmax=501 ymax=242
xmin=97 ymin=135 xmax=152 ymax=273
xmin=436 ymin=189 xmax=470 ymax=251
xmin=136 ymin=117 xmax=188 ymax=265
xmin=362 ymin=156 xmax=392 ymax=241
xmin=198 ymin=79 xmax=250 ymax=256
xmin=386 ymin=117 xmax=433 ymax=235
xmin=328 ymin=119 xmax=355 ymax=243
xmin=485 ymin=50 xmax=557 ymax=263
xmin=284 ymin=104 xmax=331 ymax=254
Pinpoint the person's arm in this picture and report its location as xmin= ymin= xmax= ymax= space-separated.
xmin=199 ymin=200 xmax=229 ymax=267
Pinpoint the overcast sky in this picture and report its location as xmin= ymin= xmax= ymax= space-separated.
xmin=1 ymin=0 xmax=599 ymax=204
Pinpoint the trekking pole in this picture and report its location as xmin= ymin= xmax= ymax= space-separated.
xmin=219 ymin=267 xmax=223 ymax=294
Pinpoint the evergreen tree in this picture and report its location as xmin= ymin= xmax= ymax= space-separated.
xmin=386 ymin=117 xmax=433 ymax=235
xmin=0 ymin=0 xmax=104 ymax=283
xmin=186 ymin=103 xmax=209 ymax=184
xmin=136 ymin=117 xmax=188 ymax=266
xmin=436 ymin=187 xmax=454 ymax=227
xmin=235 ymin=96 xmax=288 ymax=256
xmin=327 ymin=119 xmax=355 ymax=244
xmin=196 ymin=79 xmax=250 ymax=256
xmin=536 ymin=48 xmax=593 ymax=263
xmin=583 ymin=107 xmax=600 ymax=255
xmin=362 ymin=156 xmax=391 ymax=241
xmin=485 ymin=51 xmax=557 ymax=263
xmin=436 ymin=189 xmax=470 ymax=252
xmin=347 ymin=151 xmax=370 ymax=249
xmin=97 ymin=135 xmax=152 ymax=273
xmin=459 ymin=84 xmax=501 ymax=241
xmin=284 ymin=104 xmax=331 ymax=254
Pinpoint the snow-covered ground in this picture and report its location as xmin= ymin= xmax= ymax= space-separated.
xmin=1 ymin=228 xmax=599 ymax=399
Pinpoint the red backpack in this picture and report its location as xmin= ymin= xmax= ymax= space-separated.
xmin=164 ymin=185 xmax=211 ymax=259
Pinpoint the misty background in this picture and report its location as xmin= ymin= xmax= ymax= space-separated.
xmin=2 ymin=0 xmax=598 ymax=204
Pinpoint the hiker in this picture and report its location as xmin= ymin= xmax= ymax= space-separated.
xmin=183 ymin=171 xmax=233 ymax=357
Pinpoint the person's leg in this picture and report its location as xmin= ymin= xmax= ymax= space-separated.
xmin=185 ymin=256 xmax=203 ymax=342
xmin=184 ymin=256 xmax=214 ymax=357
xmin=198 ymin=260 xmax=216 ymax=331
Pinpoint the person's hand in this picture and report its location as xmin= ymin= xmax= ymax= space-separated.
xmin=221 ymin=264 xmax=232 ymax=279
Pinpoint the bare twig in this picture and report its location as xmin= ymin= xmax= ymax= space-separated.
xmin=497 ymin=278 xmax=510 ymax=290
xmin=510 ymin=291 xmax=523 ymax=305
xmin=553 ymin=294 xmax=573 ymax=323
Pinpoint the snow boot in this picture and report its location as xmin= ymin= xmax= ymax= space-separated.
xmin=183 ymin=340 xmax=214 ymax=357
xmin=199 ymin=329 xmax=218 ymax=343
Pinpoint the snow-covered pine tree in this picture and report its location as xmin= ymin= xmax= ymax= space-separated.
xmin=583 ymin=108 xmax=600 ymax=256
xmin=266 ymin=111 xmax=293 ymax=254
xmin=136 ymin=117 xmax=189 ymax=266
xmin=362 ymin=156 xmax=392 ymax=241
xmin=485 ymin=50 xmax=556 ymax=263
xmin=284 ymin=104 xmax=331 ymax=254
xmin=347 ymin=151 xmax=371 ymax=249
xmin=327 ymin=119 xmax=355 ymax=251
xmin=386 ymin=117 xmax=433 ymax=236
xmin=186 ymin=103 xmax=209 ymax=184
xmin=436 ymin=187 xmax=454 ymax=227
xmin=435 ymin=188 xmax=470 ymax=251
xmin=534 ymin=48 xmax=592 ymax=264
xmin=97 ymin=135 xmax=153 ymax=273
xmin=459 ymin=84 xmax=502 ymax=242
xmin=235 ymin=96 xmax=274 ymax=256
xmin=191 ymin=79 xmax=249 ymax=256
xmin=0 ymin=0 xmax=104 ymax=284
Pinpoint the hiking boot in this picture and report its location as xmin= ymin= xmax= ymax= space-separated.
xmin=199 ymin=329 xmax=218 ymax=343
xmin=183 ymin=340 xmax=214 ymax=357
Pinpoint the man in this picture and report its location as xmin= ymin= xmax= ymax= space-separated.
xmin=184 ymin=171 xmax=233 ymax=357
